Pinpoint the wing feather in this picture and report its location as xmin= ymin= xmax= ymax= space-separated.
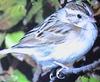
xmin=13 ymin=13 xmax=73 ymax=48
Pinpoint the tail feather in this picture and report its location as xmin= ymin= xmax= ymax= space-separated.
xmin=0 ymin=48 xmax=14 ymax=55
xmin=0 ymin=48 xmax=43 ymax=57
xmin=0 ymin=48 xmax=14 ymax=58
xmin=0 ymin=48 xmax=33 ymax=56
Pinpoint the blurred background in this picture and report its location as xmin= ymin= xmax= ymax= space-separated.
xmin=0 ymin=0 xmax=100 ymax=82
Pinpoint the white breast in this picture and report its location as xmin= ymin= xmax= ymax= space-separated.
xmin=50 ymin=22 xmax=98 ymax=64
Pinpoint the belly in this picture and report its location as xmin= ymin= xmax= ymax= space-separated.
xmin=37 ymin=23 xmax=97 ymax=70
xmin=51 ymin=24 xmax=98 ymax=63
xmin=37 ymin=37 xmax=94 ymax=70
xmin=50 ymin=36 xmax=95 ymax=64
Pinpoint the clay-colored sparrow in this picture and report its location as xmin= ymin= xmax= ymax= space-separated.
xmin=0 ymin=2 xmax=98 ymax=82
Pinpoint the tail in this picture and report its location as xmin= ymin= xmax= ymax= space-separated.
xmin=0 ymin=48 xmax=13 ymax=58
xmin=0 ymin=48 xmax=33 ymax=57
xmin=0 ymin=48 xmax=21 ymax=58
xmin=0 ymin=48 xmax=44 ymax=57
xmin=0 ymin=48 xmax=34 ymax=60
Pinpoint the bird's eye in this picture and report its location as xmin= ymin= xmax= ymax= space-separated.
xmin=77 ymin=14 xmax=82 ymax=19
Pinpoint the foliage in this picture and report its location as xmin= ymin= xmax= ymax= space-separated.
xmin=0 ymin=70 xmax=30 ymax=82
xmin=0 ymin=0 xmax=100 ymax=82
xmin=12 ymin=70 xmax=30 ymax=82
xmin=76 ymin=75 xmax=100 ymax=82
xmin=25 ymin=0 xmax=60 ymax=24
xmin=0 ymin=0 xmax=26 ymax=30
xmin=5 ymin=31 xmax=25 ymax=48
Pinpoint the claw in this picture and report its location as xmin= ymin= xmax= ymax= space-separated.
xmin=49 ymin=69 xmax=55 ymax=80
xmin=56 ymin=68 xmax=65 ymax=79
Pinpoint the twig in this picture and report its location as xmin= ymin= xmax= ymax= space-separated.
xmin=59 ymin=59 xmax=100 ymax=75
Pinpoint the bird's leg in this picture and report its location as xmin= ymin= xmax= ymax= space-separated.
xmin=33 ymin=64 xmax=42 ymax=82
xmin=24 ymin=55 xmax=37 ymax=68
xmin=24 ymin=55 xmax=41 ymax=82
xmin=54 ymin=61 xmax=72 ymax=69
xmin=53 ymin=61 xmax=77 ymax=79
xmin=49 ymin=72 xmax=56 ymax=82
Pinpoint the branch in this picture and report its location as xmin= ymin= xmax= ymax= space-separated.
xmin=55 ymin=59 xmax=100 ymax=77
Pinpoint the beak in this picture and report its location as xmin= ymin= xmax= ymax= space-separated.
xmin=88 ymin=16 xmax=96 ymax=23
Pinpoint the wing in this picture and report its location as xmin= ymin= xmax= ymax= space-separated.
xmin=13 ymin=13 xmax=73 ymax=48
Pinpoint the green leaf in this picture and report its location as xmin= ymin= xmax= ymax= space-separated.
xmin=89 ymin=77 xmax=100 ymax=82
xmin=76 ymin=75 xmax=100 ymax=82
xmin=13 ymin=70 xmax=30 ymax=82
xmin=5 ymin=31 xmax=25 ymax=48
xmin=24 ymin=0 xmax=43 ymax=23
xmin=3 ymin=69 xmax=30 ymax=82
xmin=0 ymin=0 xmax=26 ymax=30
xmin=6 ymin=4 xmax=26 ymax=22
xmin=81 ymin=76 xmax=89 ymax=82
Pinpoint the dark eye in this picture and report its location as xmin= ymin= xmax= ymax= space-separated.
xmin=77 ymin=14 xmax=82 ymax=19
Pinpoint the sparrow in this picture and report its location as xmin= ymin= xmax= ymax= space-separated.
xmin=0 ymin=2 xmax=98 ymax=82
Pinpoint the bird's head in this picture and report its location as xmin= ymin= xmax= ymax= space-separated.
xmin=57 ymin=2 xmax=96 ymax=28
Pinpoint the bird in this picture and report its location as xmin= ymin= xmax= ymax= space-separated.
xmin=0 ymin=2 xmax=98 ymax=82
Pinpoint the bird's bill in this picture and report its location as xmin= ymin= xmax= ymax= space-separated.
xmin=87 ymin=16 xmax=96 ymax=23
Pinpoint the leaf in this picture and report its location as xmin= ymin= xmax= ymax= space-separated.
xmin=13 ymin=70 xmax=30 ymax=82
xmin=81 ymin=76 xmax=89 ymax=82
xmin=3 ymin=69 xmax=30 ymax=82
xmin=6 ymin=4 xmax=26 ymax=22
xmin=5 ymin=31 xmax=25 ymax=48
xmin=76 ymin=75 xmax=100 ymax=82
xmin=89 ymin=77 xmax=100 ymax=82
xmin=0 ymin=0 xmax=26 ymax=30
xmin=24 ymin=0 xmax=43 ymax=23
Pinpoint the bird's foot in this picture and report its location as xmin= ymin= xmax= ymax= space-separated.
xmin=33 ymin=66 xmax=42 ymax=82
xmin=49 ymin=67 xmax=66 ymax=82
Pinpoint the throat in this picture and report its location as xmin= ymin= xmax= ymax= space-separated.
xmin=81 ymin=23 xmax=97 ymax=44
